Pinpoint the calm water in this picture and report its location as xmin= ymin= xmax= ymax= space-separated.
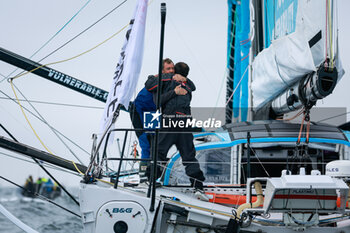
xmin=0 ymin=187 xmax=83 ymax=233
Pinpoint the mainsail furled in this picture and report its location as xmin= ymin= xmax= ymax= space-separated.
xmin=251 ymin=0 xmax=344 ymax=111
xmin=227 ymin=0 xmax=344 ymax=121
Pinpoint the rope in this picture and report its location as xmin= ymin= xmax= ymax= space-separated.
xmin=0 ymin=151 xmax=79 ymax=176
xmin=72 ymin=161 xmax=84 ymax=175
xmin=277 ymin=108 xmax=304 ymax=121
xmin=29 ymin=0 xmax=92 ymax=60
xmin=0 ymin=96 xmax=103 ymax=109
xmin=306 ymin=119 xmax=311 ymax=143
xmin=10 ymin=79 xmax=88 ymax=175
xmin=7 ymin=3 xmax=135 ymax=173
xmin=10 ymin=24 xmax=129 ymax=81
xmin=225 ymin=65 xmax=249 ymax=106
xmin=317 ymin=111 xmax=350 ymax=123
xmin=12 ymin=83 xmax=85 ymax=165
xmin=248 ymin=145 xmax=271 ymax=177
xmin=297 ymin=113 xmax=306 ymax=145
xmin=10 ymin=80 xmax=53 ymax=154
xmin=36 ymin=0 xmax=129 ymax=64
xmin=0 ymin=89 xmax=91 ymax=156
xmin=0 ymin=176 xmax=81 ymax=218
xmin=0 ymin=123 xmax=81 ymax=205
xmin=296 ymin=110 xmax=311 ymax=145
xmin=1 ymin=0 xmax=129 ymax=84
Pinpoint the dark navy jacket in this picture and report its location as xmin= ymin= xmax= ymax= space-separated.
xmin=145 ymin=73 xmax=195 ymax=116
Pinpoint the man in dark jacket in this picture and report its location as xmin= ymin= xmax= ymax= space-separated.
xmin=130 ymin=58 xmax=174 ymax=182
xmin=145 ymin=62 xmax=209 ymax=201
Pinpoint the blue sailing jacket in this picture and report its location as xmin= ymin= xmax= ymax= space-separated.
xmin=134 ymin=87 xmax=156 ymax=122
xmin=133 ymin=87 xmax=156 ymax=159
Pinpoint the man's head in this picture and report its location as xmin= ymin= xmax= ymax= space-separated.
xmin=162 ymin=58 xmax=175 ymax=74
xmin=174 ymin=62 xmax=189 ymax=77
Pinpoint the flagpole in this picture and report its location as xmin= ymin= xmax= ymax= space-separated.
xmin=149 ymin=2 xmax=166 ymax=212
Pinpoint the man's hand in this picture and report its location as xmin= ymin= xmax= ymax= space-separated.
xmin=174 ymin=85 xmax=188 ymax=95
xmin=173 ymin=74 xmax=187 ymax=82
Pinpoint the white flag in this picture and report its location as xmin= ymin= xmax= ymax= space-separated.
xmin=101 ymin=0 xmax=148 ymax=132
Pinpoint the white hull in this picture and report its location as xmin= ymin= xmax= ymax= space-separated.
xmin=79 ymin=177 xmax=350 ymax=233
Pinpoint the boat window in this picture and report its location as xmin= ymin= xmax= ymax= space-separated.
xmin=166 ymin=147 xmax=231 ymax=186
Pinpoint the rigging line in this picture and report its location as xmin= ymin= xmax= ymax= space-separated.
xmin=12 ymin=0 xmax=92 ymax=78
xmin=297 ymin=113 xmax=306 ymax=145
xmin=214 ymin=69 xmax=227 ymax=107
xmin=12 ymin=83 xmax=85 ymax=165
xmin=10 ymin=22 xmax=129 ymax=81
xmin=0 ymin=90 xmax=90 ymax=156
xmin=29 ymin=0 xmax=92 ymax=60
xmin=167 ymin=15 xmax=214 ymax=86
xmin=0 ymin=96 xmax=103 ymax=109
xmin=1 ymin=0 xmax=93 ymax=84
xmin=277 ymin=108 xmax=304 ymax=121
xmin=1 ymin=0 xmax=128 ymax=84
xmin=36 ymin=0 xmax=129 ymax=64
xmin=225 ymin=64 xmax=249 ymax=106
xmin=317 ymin=111 xmax=350 ymax=123
xmin=0 ymin=151 xmax=79 ymax=176
xmin=0 ymin=124 xmax=16 ymax=141
xmin=8 ymin=81 xmax=87 ymax=176
xmin=248 ymin=145 xmax=271 ymax=177
xmin=0 ymin=123 xmax=80 ymax=206
xmin=0 ymin=72 xmax=7 ymax=78
xmin=208 ymin=69 xmax=227 ymax=131
xmin=0 ymin=176 xmax=81 ymax=218
xmin=10 ymin=80 xmax=53 ymax=154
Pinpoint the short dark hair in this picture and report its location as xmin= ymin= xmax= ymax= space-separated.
xmin=163 ymin=58 xmax=173 ymax=66
xmin=175 ymin=62 xmax=189 ymax=77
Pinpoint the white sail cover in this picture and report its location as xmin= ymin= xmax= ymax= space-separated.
xmin=251 ymin=0 xmax=343 ymax=109
xmin=101 ymin=0 xmax=148 ymax=132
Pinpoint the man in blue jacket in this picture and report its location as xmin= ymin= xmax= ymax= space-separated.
xmin=130 ymin=58 xmax=174 ymax=182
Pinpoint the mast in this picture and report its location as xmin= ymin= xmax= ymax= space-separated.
xmin=226 ymin=0 xmax=251 ymax=123
xmin=225 ymin=2 xmax=236 ymax=124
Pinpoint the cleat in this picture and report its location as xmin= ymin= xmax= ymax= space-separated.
xmin=194 ymin=189 xmax=210 ymax=202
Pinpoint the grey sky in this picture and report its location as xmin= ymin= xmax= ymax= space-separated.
xmin=0 ymin=0 xmax=349 ymax=187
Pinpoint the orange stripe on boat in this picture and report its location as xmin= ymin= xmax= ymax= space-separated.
xmin=207 ymin=193 xmax=347 ymax=207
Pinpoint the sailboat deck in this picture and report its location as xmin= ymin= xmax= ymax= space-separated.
xmin=121 ymin=184 xmax=235 ymax=220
